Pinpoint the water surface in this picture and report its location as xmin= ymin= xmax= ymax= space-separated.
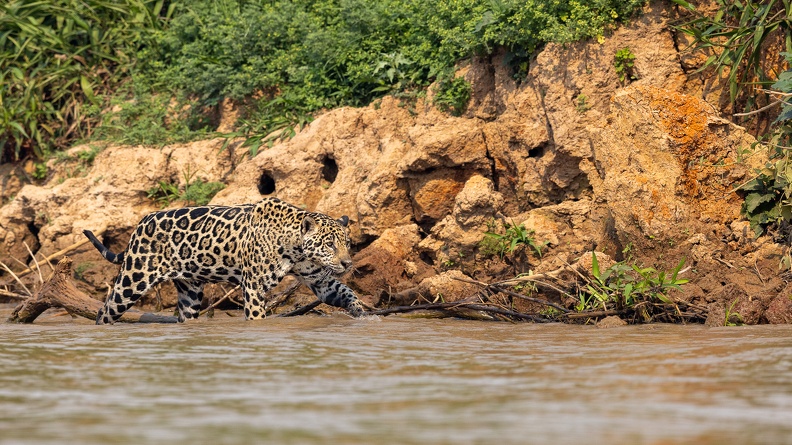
xmin=1 ymin=307 xmax=791 ymax=444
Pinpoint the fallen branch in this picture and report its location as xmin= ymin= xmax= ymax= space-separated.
xmin=279 ymin=300 xmax=322 ymax=317
xmin=0 ymin=259 xmax=32 ymax=296
xmin=0 ymin=288 xmax=28 ymax=300
xmin=452 ymin=276 xmax=570 ymax=313
xmin=562 ymin=309 xmax=626 ymax=319
xmin=200 ymin=285 xmax=241 ymax=316
xmin=364 ymin=297 xmax=552 ymax=322
xmin=265 ymin=278 xmax=303 ymax=314
xmin=8 ymin=257 xmax=176 ymax=324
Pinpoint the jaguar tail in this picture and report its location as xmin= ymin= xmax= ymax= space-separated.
xmin=83 ymin=230 xmax=125 ymax=265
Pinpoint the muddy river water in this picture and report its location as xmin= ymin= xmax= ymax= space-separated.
xmin=1 ymin=308 xmax=791 ymax=444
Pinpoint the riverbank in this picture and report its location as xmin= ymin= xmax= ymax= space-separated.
xmin=1 ymin=1 xmax=791 ymax=325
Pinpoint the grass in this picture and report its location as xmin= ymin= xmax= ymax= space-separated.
xmin=724 ymin=298 xmax=744 ymax=326
xmin=0 ymin=0 xmax=171 ymax=161
xmin=673 ymin=0 xmax=791 ymax=104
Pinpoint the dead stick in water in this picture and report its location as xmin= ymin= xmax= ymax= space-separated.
xmin=8 ymin=257 xmax=176 ymax=324
xmin=0 ymin=288 xmax=28 ymax=300
xmin=279 ymin=300 xmax=322 ymax=317
xmin=562 ymin=309 xmax=626 ymax=319
xmin=365 ymin=298 xmax=551 ymax=322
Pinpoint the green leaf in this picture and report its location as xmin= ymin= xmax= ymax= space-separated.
xmin=591 ymin=252 xmax=600 ymax=280
xmin=670 ymin=0 xmax=695 ymax=11
xmin=623 ymin=283 xmax=633 ymax=301
xmin=671 ymin=257 xmax=686 ymax=281
xmin=774 ymin=106 xmax=792 ymax=124
xmin=744 ymin=192 xmax=776 ymax=214
xmin=80 ymin=75 xmax=97 ymax=105
xmin=248 ymin=140 xmax=262 ymax=157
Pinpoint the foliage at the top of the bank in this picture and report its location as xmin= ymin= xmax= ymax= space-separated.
xmin=0 ymin=0 xmax=645 ymax=162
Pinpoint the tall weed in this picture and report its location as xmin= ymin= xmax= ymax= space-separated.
xmin=0 ymin=0 xmax=171 ymax=160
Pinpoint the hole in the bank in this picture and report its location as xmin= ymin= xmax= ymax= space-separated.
xmin=322 ymin=156 xmax=338 ymax=183
xmin=26 ymin=221 xmax=40 ymax=238
xmin=419 ymin=251 xmax=435 ymax=266
xmin=528 ymin=145 xmax=545 ymax=158
xmin=258 ymin=171 xmax=276 ymax=195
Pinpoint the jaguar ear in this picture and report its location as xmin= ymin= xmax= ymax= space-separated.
xmin=337 ymin=215 xmax=349 ymax=227
xmin=301 ymin=215 xmax=317 ymax=237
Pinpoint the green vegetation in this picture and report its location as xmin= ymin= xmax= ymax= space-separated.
xmin=147 ymin=169 xmax=225 ymax=207
xmin=577 ymin=253 xmax=690 ymax=320
xmin=677 ymin=1 xmax=792 ymax=243
xmin=480 ymin=220 xmax=547 ymax=259
xmin=613 ymin=47 xmax=636 ymax=83
xmin=73 ymin=262 xmax=93 ymax=281
xmin=433 ymin=74 xmax=472 ymax=117
xmin=0 ymin=0 xmax=171 ymax=161
xmin=2 ymin=0 xmax=646 ymax=161
xmin=32 ymin=162 xmax=48 ymax=180
xmin=93 ymin=91 xmax=208 ymax=147
xmin=673 ymin=0 xmax=791 ymax=104
xmin=575 ymin=93 xmax=590 ymax=113
xmin=724 ymin=298 xmax=743 ymax=326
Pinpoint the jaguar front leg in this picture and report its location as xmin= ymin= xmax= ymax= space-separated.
xmin=241 ymin=273 xmax=283 ymax=320
xmin=299 ymin=273 xmax=364 ymax=317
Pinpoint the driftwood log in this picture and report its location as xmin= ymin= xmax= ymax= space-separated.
xmin=8 ymin=257 xmax=176 ymax=324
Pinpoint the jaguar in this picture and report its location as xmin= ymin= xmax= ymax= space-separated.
xmin=84 ymin=197 xmax=364 ymax=324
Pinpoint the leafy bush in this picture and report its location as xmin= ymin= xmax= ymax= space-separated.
xmin=130 ymin=0 xmax=647 ymax=149
xmin=739 ymin=53 xmax=792 ymax=236
xmin=614 ymin=47 xmax=636 ymax=83
xmin=4 ymin=0 xmax=647 ymax=158
xmin=673 ymin=0 xmax=792 ymax=104
xmin=147 ymin=168 xmax=225 ymax=207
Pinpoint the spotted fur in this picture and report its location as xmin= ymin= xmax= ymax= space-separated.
xmin=85 ymin=197 xmax=364 ymax=324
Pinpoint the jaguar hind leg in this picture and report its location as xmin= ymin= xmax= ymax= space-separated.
xmin=97 ymin=270 xmax=162 ymax=325
xmin=173 ymin=279 xmax=205 ymax=322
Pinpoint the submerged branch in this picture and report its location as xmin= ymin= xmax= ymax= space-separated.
xmin=279 ymin=300 xmax=322 ymax=317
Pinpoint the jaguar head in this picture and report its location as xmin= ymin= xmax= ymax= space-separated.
xmin=301 ymin=213 xmax=353 ymax=275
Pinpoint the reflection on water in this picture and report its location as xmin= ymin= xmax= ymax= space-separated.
xmin=1 ymin=307 xmax=792 ymax=444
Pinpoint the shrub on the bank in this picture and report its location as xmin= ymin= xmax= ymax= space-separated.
xmin=1 ymin=0 xmax=646 ymax=160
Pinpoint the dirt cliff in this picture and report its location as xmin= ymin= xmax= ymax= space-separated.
xmin=1 ymin=1 xmax=789 ymax=323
